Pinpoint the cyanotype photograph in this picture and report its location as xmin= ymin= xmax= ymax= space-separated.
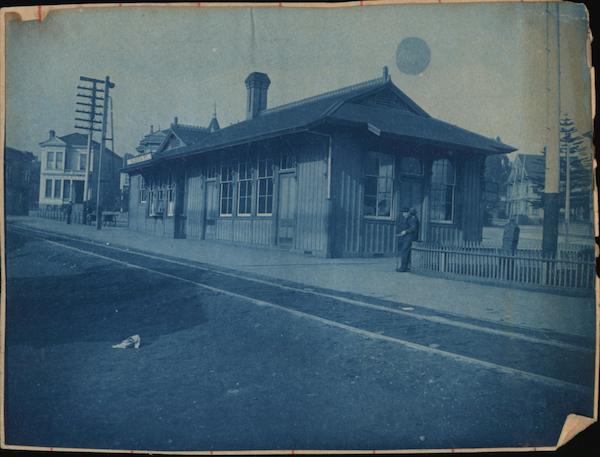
xmin=1 ymin=1 xmax=597 ymax=453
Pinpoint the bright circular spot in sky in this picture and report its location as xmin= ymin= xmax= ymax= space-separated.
xmin=396 ymin=37 xmax=431 ymax=75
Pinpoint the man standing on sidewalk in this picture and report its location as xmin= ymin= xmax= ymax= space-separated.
xmin=396 ymin=207 xmax=420 ymax=272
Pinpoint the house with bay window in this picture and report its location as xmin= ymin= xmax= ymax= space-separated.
xmin=124 ymin=68 xmax=515 ymax=257
xmin=38 ymin=130 xmax=121 ymax=210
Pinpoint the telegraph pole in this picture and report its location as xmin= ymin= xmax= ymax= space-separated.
xmin=75 ymin=77 xmax=103 ymax=203
xmin=75 ymin=75 xmax=115 ymax=230
xmin=542 ymin=2 xmax=561 ymax=257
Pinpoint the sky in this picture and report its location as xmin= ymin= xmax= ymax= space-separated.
xmin=5 ymin=2 xmax=592 ymax=159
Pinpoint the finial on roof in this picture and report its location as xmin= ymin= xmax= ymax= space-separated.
xmin=383 ymin=66 xmax=390 ymax=81
xmin=173 ymin=116 xmax=178 ymax=127
xmin=150 ymin=125 xmax=154 ymax=134
xmin=208 ymin=103 xmax=221 ymax=133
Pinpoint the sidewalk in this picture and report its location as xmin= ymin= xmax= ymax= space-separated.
xmin=6 ymin=216 xmax=597 ymax=339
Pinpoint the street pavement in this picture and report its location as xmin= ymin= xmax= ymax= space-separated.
xmin=2 ymin=222 xmax=596 ymax=452
xmin=6 ymin=216 xmax=597 ymax=340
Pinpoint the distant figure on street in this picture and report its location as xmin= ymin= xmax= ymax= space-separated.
xmin=396 ymin=207 xmax=420 ymax=272
xmin=502 ymin=216 xmax=520 ymax=254
xmin=65 ymin=200 xmax=73 ymax=225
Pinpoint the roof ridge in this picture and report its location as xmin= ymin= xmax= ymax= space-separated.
xmin=260 ymin=76 xmax=387 ymax=116
xmin=173 ymin=123 xmax=208 ymax=131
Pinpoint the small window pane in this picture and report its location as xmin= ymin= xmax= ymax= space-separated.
xmin=400 ymin=156 xmax=423 ymax=175
xmin=63 ymin=180 xmax=71 ymax=199
xmin=54 ymin=180 xmax=62 ymax=199
xmin=55 ymin=151 xmax=64 ymax=169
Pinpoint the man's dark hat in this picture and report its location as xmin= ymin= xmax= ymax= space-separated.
xmin=409 ymin=208 xmax=418 ymax=215
xmin=401 ymin=207 xmax=410 ymax=212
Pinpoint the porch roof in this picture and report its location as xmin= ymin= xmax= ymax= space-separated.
xmin=329 ymin=103 xmax=517 ymax=155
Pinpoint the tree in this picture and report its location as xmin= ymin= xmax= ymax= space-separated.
xmin=560 ymin=115 xmax=591 ymax=222
xmin=529 ymin=116 xmax=592 ymax=221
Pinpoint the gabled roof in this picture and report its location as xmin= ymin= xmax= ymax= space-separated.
xmin=155 ymin=124 xmax=210 ymax=155
xmin=58 ymin=133 xmax=120 ymax=159
xmin=516 ymin=154 xmax=545 ymax=181
xmin=125 ymin=72 xmax=516 ymax=171
xmin=39 ymin=136 xmax=67 ymax=148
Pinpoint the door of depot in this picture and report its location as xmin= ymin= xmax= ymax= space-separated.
xmin=277 ymin=173 xmax=297 ymax=248
xmin=204 ymin=180 xmax=218 ymax=239
xmin=398 ymin=179 xmax=423 ymax=239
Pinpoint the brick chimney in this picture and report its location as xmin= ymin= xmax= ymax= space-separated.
xmin=49 ymin=129 xmax=56 ymax=139
xmin=245 ymin=72 xmax=271 ymax=120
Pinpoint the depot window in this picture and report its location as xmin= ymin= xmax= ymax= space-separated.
xmin=237 ymin=160 xmax=253 ymax=216
xmin=220 ymin=162 xmax=234 ymax=216
xmin=364 ymin=151 xmax=393 ymax=218
xmin=430 ymin=158 xmax=456 ymax=223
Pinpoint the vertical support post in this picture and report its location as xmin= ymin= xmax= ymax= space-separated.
xmin=421 ymin=157 xmax=432 ymax=242
xmin=542 ymin=2 xmax=561 ymax=257
xmin=96 ymin=76 xmax=115 ymax=230
xmin=83 ymin=130 xmax=94 ymax=202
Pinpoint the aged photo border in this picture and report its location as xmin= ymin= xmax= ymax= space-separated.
xmin=0 ymin=0 xmax=597 ymax=454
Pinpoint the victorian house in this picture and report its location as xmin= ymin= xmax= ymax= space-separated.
xmin=38 ymin=131 xmax=122 ymax=210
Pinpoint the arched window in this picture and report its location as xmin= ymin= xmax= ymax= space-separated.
xmin=431 ymin=159 xmax=455 ymax=222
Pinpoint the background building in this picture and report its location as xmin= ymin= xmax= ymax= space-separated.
xmin=4 ymin=146 xmax=40 ymax=215
xmin=506 ymin=153 xmax=544 ymax=224
xmin=38 ymin=130 xmax=122 ymax=210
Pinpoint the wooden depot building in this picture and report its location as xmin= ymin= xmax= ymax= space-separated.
xmin=124 ymin=68 xmax=516 ymax=257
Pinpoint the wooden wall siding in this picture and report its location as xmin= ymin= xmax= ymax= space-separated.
xmin=461 ymin=155 xmax=484 ymax=242
xmin=127 ymin=173 xmax=175 ymax=238
xmin=331 ymin=129 xmax=366 ymax=257
xmin=128 ymin=174 xmax=146 ymax=233
xmin=216 ymin=218 xmax=234 ymax=241
xmin=363 ymin=220 xmax=395 ymax=254
xmin=430 ymin=223 xmax=462 ymax=244
xmin=185 ymin=170 xmax=204 ymax=240
xmin=294 ymin=144 xmax=328 ymax=254
xmin=233 ymin=218 xmax=254 ymax=244
xmin=253 ymin=218 xmax=272 ymax=245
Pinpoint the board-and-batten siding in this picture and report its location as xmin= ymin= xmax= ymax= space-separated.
xmin=294 ymin=145 xmax=328 ymax=254
xmin=128 ymin=174 xmax=149 ymax=233
xmin=127 ymin=173 xmax=174 ymax=238
xmin=332 ymin=131 xmax=363 ymax=257
xmin=461 ymin=155 xmax=484 ymax=242
xmin=185 ymin=170 xmax=203 ymax=240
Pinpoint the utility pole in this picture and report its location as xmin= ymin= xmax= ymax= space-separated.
xmin=541 ymin=2 xmax=561 ymax=258
xmin=75 ymin=77 xmax=103 ymax=203
xmin=75 ymin=75 xmax=115 ymax=230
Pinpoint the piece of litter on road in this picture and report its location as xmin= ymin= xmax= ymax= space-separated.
xmin=429 ymin=343 xmax=440 ymax=349
xmin=402 ymin=307 xmax=415 ymax=311
xmin=112 ymin=334 xmax=141 ymax=349
xmin=419 ymin=436 xmax=425 ymax=441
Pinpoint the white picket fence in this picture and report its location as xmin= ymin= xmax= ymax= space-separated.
xmin=412 ymin=242 xmax=596 ymax=291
